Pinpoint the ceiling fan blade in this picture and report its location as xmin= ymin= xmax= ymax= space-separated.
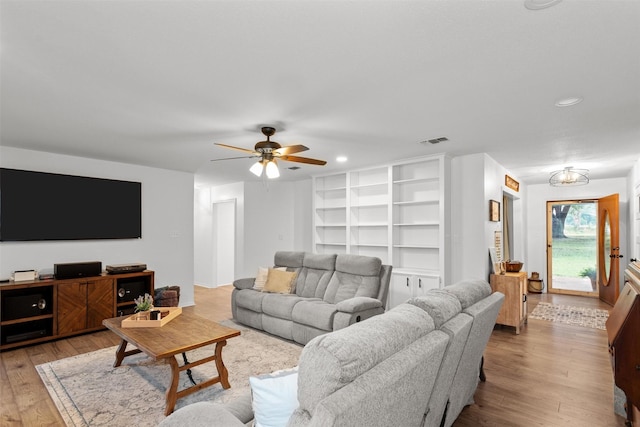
xmin=215 ymin=142 xmax=257 ymax=154
xmin=279 ymin=155 xmax=327 ymax=166
xmin=210 ymin=155 xmax=259 ymax=162
xmin=274 ymin=144 xmax=309 ymax=156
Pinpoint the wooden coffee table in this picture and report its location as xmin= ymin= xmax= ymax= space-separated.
xmin=102 ymin=310 xmax=240 ymax=415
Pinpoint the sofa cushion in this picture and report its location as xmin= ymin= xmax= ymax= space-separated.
xmin=295 ymin=254 xmax=336 ymax=298
xmin=292 ymin=300 xmax=338 ymax=331
xmin=440 ymin=279 xmax=492 ymax=309
xmin=249 ymin=367 xmax=299 ymax=427
xmin=262 ymin=293 xmax=313 ymax=320
xmin=336 ymin=254 xmax=382 ymax=276
xmin=296 ymin=303 xmax=435 ymax=407
xmin=274 ymin=251 xmax=305 ymax=268
xmin=322 ymin=254 xmax=382 ymax=304
xmin=304 ymin=253 xmax=337 ymax=270
xmin=406 ymin=292 xmax=462 ymax=328
xmin=263 ymin=269 xmax=297 ymax=294
xmin=235 ymin=288 xmax=268 ymax=312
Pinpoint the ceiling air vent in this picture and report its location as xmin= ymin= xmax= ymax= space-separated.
xmin=419 ymin=137 xmax=449 ymax=145
xmin=288 ymin=166 xmax=301 ymax=170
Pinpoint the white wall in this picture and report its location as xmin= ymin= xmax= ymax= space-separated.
xmin=527 ymin=177 xmax=628 ymax=292
xmin=0 ymin=146 xmax=196 ymax=306
xmin=450 ymin=153 xmax=526 ymax=284
xmin=194 ymin=182 xmax=244 ymax=287
xmin=194 ymin=179 xmax=313 ymax=284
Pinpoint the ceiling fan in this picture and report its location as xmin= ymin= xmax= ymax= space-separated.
xmin=212 ymin=126 xmax=327 ymax=179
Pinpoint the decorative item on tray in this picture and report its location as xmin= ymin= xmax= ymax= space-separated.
xmin=122 ymin=306 xmax=182 ymax=328
xmin=505 ymin=260 xmax=523 ymax=272
xmin=134 ymin=293 xmax=154 ymax=312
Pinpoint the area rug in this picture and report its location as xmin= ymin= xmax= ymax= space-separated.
xmin=36 ymin=320 xmax=302 ymax=426
xmin=528 ymin=302 xmax=609 ymax=330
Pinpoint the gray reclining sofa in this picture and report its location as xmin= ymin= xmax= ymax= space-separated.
xmin=231 ymin=251 xmax=393 ymax=345
xmin=160 ymin=279 xmax=504 ymax=426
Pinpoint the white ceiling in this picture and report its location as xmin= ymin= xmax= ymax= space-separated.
xmin=2 ymin=0 xmax=639 ymax=187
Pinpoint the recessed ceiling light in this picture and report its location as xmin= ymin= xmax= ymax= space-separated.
xmin=524 ymin=0 xmax=562 ymax=10
xmin=555 ymin=96 xmax=583 ymax=107
xmin=336 ymin=156 xmax=348 ymax=163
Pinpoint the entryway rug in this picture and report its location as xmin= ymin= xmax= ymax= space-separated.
xmin=528 ymin=302 xmax=609 ymax=330
xmin=36 ymin=320 xmax=302 ymax=427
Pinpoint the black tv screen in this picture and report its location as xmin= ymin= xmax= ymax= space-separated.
xmin=0 ymin=168 xmax=142 ymax=241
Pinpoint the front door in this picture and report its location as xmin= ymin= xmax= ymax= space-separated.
xmin=597 ymin=193 xmax=621 ymax=306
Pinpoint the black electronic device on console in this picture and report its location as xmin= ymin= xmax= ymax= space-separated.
xmin=106 ymin=263 xmax=147 ymax=274
xmin=117 ymin=277 xmax=149 ymax=303
xmin=54 ymin=261 xmax=102 ymax=279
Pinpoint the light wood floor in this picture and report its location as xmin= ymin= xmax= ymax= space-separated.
xmin=0 ymin=286 xmax=626 ymax=426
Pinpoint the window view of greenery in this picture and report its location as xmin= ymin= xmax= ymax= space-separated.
xmin=551 ymin=202 xmax=597 ymax=291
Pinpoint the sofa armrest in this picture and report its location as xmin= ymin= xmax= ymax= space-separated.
xmin=233 ymin=277 xmax=255 ymax=290
xmin=158 ymin=402 xmax=246 ymax=427
xmin=336 ymin=297 xmax=383 ymax=313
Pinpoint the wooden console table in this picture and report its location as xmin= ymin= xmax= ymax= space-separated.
xmin=490 ymin=272 xmax=528 ymax=334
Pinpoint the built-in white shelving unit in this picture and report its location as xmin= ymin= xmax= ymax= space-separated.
xmin=313 ymin=155 xmax=450 ymax=308
xmin=314 ymin=173 xmax=347 ymax=254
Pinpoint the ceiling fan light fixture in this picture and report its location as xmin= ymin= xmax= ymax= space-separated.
xmin=249 ymin=161 xmax=264 ymax=177
xmin=549 ymin=167 xmax=589 ymax=186
xmin=265 ymin=160 xmax=280 ymax=179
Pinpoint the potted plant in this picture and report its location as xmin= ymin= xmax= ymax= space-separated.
xmin=134 ymin=293 xmax=154 ymax=313
xmin=579 ymin=266 xmax=597 ymax=289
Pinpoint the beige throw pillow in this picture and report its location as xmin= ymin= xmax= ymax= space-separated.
xmin=254 ymin=266 xmax=286 ymax=290
xmin=263 ymin=269 xmax=297 ymax=294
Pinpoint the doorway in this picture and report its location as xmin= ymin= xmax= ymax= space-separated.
xmin=547 ymin=200 xmax=598 ymax=296
xmin=212 ymin=199 xmax=236 ymax=287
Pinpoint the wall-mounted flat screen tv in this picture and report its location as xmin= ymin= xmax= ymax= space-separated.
xmin=0 ymin=168 xmax=142 ymax=241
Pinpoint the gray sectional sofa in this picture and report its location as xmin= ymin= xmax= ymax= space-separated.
xmin=160 ymin=279 xmax=504 ymax=427
xmin=231 ymin=251 xmax=393 ymax=345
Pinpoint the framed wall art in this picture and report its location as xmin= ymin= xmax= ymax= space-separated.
xmin=489 ymin=199 xmax=500 ymax=222
xmin=505 ymin=175 xmax=519 ymax=192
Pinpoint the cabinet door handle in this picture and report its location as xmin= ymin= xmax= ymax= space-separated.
xmin=406 ymin=277 xmax=410 ymax=287
xmin=418 ymin=278 xmax=422 ymax=288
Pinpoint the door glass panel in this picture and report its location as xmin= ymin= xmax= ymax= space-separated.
xmin=603 ymin=210 xmax=611 ymax=285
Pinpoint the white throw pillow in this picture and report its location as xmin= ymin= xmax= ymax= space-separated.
xmin=249 ymin=366 xmax=299 ymax=427
xmin=253 ymin=267 xmax=269 ymax=290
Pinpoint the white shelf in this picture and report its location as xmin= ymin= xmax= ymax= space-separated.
xmin=393 ymin=200 xmax=438 ymax=206
xmin=351 ymin=223 xmax=388 ymax=227
xmin=351 ymin=243 xmax=388 ymax=248
xmin=351 ymin=182 xmax=388 ymax=189
xmin=393 ymin=222 xmax=439 ymax=227
xmin=393 ymin=244 xmax=439 ymax=249
xmin=315 ymin=187 xmax=347 ymax=192
xmin=393 ymin=177 xmax=438 ymax=185
xmin=316 ymin=242 xmax=347 ymax=247
xmin=351 ymin=202 xmax=388 ymax=208
xmin=315 ymin=206 xmax=347 ymax=210
xmin=316 ymin=224 xmax=347 ymax=228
